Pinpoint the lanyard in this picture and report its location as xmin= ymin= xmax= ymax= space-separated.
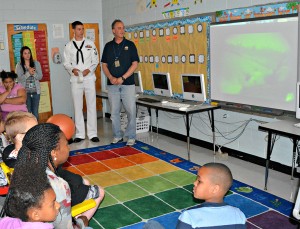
xmin=113 ymin=41 xmax=125 ymax=60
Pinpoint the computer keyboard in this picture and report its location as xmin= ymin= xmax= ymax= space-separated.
xmin=161 ymin=102 xmax=190 ymax=108
xmin=138 ymin=97 xmax=161 ymax=103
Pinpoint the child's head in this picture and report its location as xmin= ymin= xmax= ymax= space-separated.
xmin=16 ymin=123 xmax=69 ymax=171
xmin=5 ymin=111 xmax=37 ymax=144
xmin=5 ymin=163 xmax=60 ymax=222
xmin=193 ymin=163 xmax=233 ymax=203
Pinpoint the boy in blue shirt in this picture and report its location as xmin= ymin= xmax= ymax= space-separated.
xmin=144 ymin=163 xmax=246 ymax=229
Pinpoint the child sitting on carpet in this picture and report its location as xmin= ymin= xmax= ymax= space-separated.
xmin=15 ymin=123 xmax=104 ymax=228
xmin=0 ymin=163 xmax=60 ymax=228
xmin=3 ymin=111 xmax=103 ymax=207
xmin=2 ymin=111 xmax=38 ymax=168
xmin=144 ymin=162 xmax=246 ymax=229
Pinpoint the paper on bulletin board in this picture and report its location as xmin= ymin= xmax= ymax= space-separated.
xmin=86 ymin=29 xmax=95 ymax=42
xmin=38 ymin=82 xmax=51 ymax=113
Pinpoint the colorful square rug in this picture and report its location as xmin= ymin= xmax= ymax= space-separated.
xmin=64 ymin=141 xmax=299 ymax=229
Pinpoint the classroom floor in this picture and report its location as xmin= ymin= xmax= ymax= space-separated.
xmin=70 ymin=117 xmax=300 ymax=204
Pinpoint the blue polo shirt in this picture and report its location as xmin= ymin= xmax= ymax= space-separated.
xmin=176 ymin=202 xmax=246 ymax=229
xmin=101 ymin=38 xmax=139 ymax=85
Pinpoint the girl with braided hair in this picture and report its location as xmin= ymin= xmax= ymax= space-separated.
xmin=0 ymin=163 xmax=60 ymax=228
xmin=15 ymin=123 xmax=102 ymax=229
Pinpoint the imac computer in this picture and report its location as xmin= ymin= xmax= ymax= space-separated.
xmin=134 ymin=71 xmax=143 ymax=93
xmin=152 ymin=72 xmax=173 ymax=97
xmin=181 ymin=74 xmax=206 ymax=101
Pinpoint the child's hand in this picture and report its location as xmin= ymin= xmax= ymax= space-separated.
xmin=77 ymin=215 xmax=89 ymax=227
xmin=5 ymin=84 xmax=12 ymax=92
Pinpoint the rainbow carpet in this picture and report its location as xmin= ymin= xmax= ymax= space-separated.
xmin=64 ymin=141 xmax=299 ymax=229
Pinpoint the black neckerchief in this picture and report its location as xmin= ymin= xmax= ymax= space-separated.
xmin=72 ymin=40 xmax=85 ymax=64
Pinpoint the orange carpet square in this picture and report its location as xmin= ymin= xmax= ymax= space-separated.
xmin=64 ymin=166 xmax=85 ymax=176
xmin=75 ymin=161 xmax=110 ymax=175
xmin=101 ymin=157 xmax=135 ymax=169
xmin=125 ymin=153 xmax=159 ymax=164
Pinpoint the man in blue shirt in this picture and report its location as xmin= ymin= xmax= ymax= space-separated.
xmin=101 ymin=19 xmax=139 ymax=146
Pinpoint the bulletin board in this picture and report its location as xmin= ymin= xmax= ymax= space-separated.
xmin=7 ymin=24 xmax=52 ymax=122
xmin=126 ymin=16 xmax=212 ymax=98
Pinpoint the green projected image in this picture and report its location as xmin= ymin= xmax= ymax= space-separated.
xmin=221 ymin=33 xmax=292 ymax=100
xmin=210 ymin=17 xmax=298 ymax=111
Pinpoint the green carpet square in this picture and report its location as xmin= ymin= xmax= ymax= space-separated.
xmin=134 ymin=176 xmax=177 ymax=193
xmin=93 ymin=204 xmax=142 ymax=229
xmin=105 ymin=182 xmax=148 ymax=202
xmin=183 ymin=184 xmax=194 ymax=193
xmin=155 ymin=188 xmax=198 ymax=210
xmin=161 ymin=170 xmax=196 ymax=186
xmin=100 ymin=192 xmax=118 ymax=208
xmin=89 ymin=218 xmax=101 ymax=228
xmin=124 ymin=195 xmax=175 ymax=219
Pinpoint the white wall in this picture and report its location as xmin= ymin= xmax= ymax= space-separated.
xmin=0 ymin=0 xmax=103 ymax=118
xmin=101 ymin=0 xmax=295 ymax=166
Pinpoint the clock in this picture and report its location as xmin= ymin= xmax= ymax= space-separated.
xmin=181 ymin=55 xmax=186 ymax=63
xmin=155 ymin=56 xmax=159 ymax=63
xmin=173 ymin=27 xmax=178 ymax=35
xmin=174 ymin=55 xmax=179 ymax=63
xmin=198 ymin=54 xmax=205 ymax=64
xmin=197 ymin=23 xmax=203 ymax=32
xmin=188 ymin=25 xmax=194 ymax=34
xmin=166 ymin=28 xmax=170 ymax=36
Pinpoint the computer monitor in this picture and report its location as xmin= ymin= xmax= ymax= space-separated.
xmin=134 ymin=71 xmax=143 ymax=93
xmin=152 ymin=72 xmax=173 ymax=97
xmin=181 ymin=74 xmax=206 ymax=101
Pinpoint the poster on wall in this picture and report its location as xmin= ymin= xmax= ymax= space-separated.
xmin=7 ymin=23 xmax=52 ymax=122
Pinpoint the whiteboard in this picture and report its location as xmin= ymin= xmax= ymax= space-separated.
xmin=210 ymin=16 xmax=298 ymax=111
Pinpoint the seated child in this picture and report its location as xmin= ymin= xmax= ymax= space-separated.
xmin=15 ymin=123 xmax=104 ymax=228
xmin=176 ymin=162 xmax=246 ymax=228
xmin=0 ymin=163 xmax=60 ymax=228
xmin=0 ymin=117 xmax=9 ymax=159
xmin=3 ymin=111 xmax=100 ymax=207
xmin=144 ymin=162 xmax=246 ymax=229
xmin=2 ymin=111 xmax=37 ymax=168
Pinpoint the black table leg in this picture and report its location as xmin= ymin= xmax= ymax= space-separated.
xmin=265 ymin=131 xmax=276 ymax=190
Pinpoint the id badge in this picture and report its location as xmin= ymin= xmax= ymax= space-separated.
xmin=115 ymin=60 xmax=120 ymax=67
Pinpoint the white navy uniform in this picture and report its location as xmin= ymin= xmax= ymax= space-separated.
xmin=64 ymin=37 xmax=99 ymax=139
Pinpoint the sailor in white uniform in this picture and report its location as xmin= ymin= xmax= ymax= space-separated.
xmin=63 ymin=21 xmax=99 ymax=143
